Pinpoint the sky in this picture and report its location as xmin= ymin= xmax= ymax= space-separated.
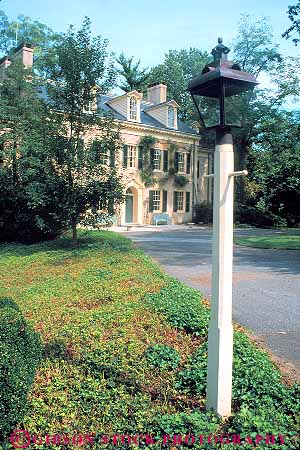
xmin=2 ymin=0 xmax=299 ymax=70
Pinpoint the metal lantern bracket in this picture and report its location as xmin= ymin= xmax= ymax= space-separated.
xmin=204 ymin=170 xmax=248 ymax=179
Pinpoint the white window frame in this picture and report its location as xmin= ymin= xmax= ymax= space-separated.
xmin=129 ymin=96 xmax=137 ymax=121
xmin=168 ymin=106 xmax=175 ymax=128
xmin=100 ymin=149 xmax=109 ymax=166
xmin=177 ymin=191 xmax=184 ymax=211
xmin=83 ymin=100 xmax=94 ymax=114
xmin=178 ymin=152 xmax=185 ymax=173
xmin=153 ymin=149 xmax=161 ymax=170
xmin=127 ymin=145 xmax=136 ymax=168
xmin=153 ymin=190 xmax=161 ymax=211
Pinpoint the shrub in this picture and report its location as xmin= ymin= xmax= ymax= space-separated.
xmin=0 ymin=298 xmax=42 ymax=439
xmin=234 ymin=204 xmax=287 ymax=228
xmin=193 ymin=202 xmax=213 ymax=224
xmin=152 ymin=410 xmax=219 ymax=449
xmin=176 ymin=332 xmax=300 ymax=423
xmin=144 ymin=344 xmax=180 ymax=370
xmin=144 ymin=280 xmax=209 ymax=336
xmin=174 ymin=175 xmax=189 ymax=188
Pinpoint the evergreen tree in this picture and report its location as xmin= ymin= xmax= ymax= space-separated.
xmin=116 ymin=52 xmax=150 ymax=92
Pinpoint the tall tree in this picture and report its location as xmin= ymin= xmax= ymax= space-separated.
xmin=0 ymin=10 xmax=61 ymax=79
xmin=116 ymin=53 xmax=150 ymax=92
xmin=282 ymin=1 xmax=300 ymax=45
xmin=0 ymin=60 xmax=65 ymax=242
xmin=229 ymin=14 xmax=282 ymax=202
xmin=45 ymin=17 xmax=124 ymax=244
xmin=0 ymin=11 xmax=59 ymax=55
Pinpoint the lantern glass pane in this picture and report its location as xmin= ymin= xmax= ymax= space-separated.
xmin=191 ymin=94 xmax=220 ymax=128
xmin=224 ymin=94 xmax=242 ymax=127
xmin=201 ymin=97 xmax=220 ymax=128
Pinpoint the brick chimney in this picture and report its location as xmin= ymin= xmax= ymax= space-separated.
xmin=147 ymin=82 xmax=167 ymax=104
xmin=14 ymin=42 xmax=33 ymax=68
xmin=0 ymin=56 xmax=11 ymax=79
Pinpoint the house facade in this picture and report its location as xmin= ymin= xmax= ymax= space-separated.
xmin=1 ymin=44 xmax=213 ymax=226
xmin=98 ymin=82 xmax=213 ymax=226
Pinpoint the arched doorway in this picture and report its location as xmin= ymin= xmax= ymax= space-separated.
xmin=125 ymin=188 xmax=134 ymax=223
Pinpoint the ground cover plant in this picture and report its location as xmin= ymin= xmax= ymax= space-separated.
xmin=235 ymin=233 xmax=300 ymax=249
xmin=0 ymin=230 xmax=299 ymax=449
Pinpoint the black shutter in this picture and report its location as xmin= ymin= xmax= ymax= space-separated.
xmin=110 ymin=145 xmax=115 ymax=167
xmin=173 ymin=191 xmax=178 ymax=212
xmin=163 ymin=150 xmax=169 ymax=172
xmin=138 ymin=146 xmax=143 ymax=169
xmin=197 ymin=159 xmax=200 ymax=178
xmin=186 ymin=153 xmax=191 ymax=174
xmin=150 ymin=148 xmax=155 ymax=169
xmin=123 ymin=145 xmax=128 ymax=167
xmin=162 ymin=190 xmax=168 ymax=212
xmin=149 ymin=191 xmax=154 ymax=213
xmin=174 ymin=151 xmax=179 ymax=173
xmin=185 ymin=192 xmax=190 ymax=212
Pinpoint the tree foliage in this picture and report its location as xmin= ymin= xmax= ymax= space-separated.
xmin=0 ymin=10 xmax=60 ymax=75
xmin=0 ymin=61 xmax=66 ymax=243
xmin=148 ymin=48 xmax=210 ymax=122
xmin=282 ymin=1 xmax=300 ymax=45
xmin=116 ymin=53 xmax=150 ymax=92
xmin=45 ymin=17 xmax=124 ymax=243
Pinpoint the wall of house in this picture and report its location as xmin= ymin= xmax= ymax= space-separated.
xmin=117 ymin=125 xmax=209 ymax=225
xmin=145 ymin=107 xmax=168 ymax=128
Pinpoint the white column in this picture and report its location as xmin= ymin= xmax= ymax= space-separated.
xmin=206 ymin=129 xmax=234 ymax=418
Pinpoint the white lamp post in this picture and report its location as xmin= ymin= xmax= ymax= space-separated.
xmin=188 ymin=38 xmax=258 ymax=418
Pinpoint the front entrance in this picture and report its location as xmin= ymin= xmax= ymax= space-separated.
xmin=125 ymin=189 xmax=134 ymax=223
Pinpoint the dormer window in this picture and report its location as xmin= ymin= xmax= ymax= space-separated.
xmin=168 ymin=106 xmax=175 ymax=128
xmin=129 ymin=96 xmax=137 ymax=121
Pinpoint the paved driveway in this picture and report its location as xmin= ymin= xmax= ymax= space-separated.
xmin=125 ymin=228 xmax=300 ymax=370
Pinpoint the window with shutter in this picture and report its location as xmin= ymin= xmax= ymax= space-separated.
xmin=162 ymin=191 xmax=168 ymax=212
xmin=149 ymin=191 xmax=154 ymax=213
xmin=185 ymin=192 xmax=190 ymax=212
xmin=177 ymin=191 xmax=184 ymax=210
xmin=138 ymin=147 xmax=143 ymax=169
xmin=123 ymin=145 xmax=128 ymax=168
xmin=178 ymin=153 xmax=184 ymax=172
xmin=174 ymin=151 xmax=179 ymax=173
xmin=150 ymin=148 xmax=155 ymax=169
xmin=173 ymin=191 xmax=178 ymax=212
xmin=186 ymin=153 xmax=191 ymax=174
xmin=153 ymin=149 xmax=161 ymax=169
xmin=163 ymin=151 xmax=169 ymax=172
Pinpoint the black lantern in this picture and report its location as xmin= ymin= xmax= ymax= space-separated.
xmin=188 ymin=38 xmax=258 ymax=130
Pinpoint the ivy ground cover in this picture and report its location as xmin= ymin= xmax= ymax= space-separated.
xmin=0 ymin=231 xmax=299 ymax=449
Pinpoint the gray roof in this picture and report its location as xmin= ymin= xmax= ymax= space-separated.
xmin=38 ymin=86 xmax=197 ymax=136
xmin=98 ymin=94 xmax=198 ymax=136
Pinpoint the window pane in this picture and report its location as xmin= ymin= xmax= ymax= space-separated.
xmin=168 ymin=106 xmax=175 ymax=128
xmin=178 ymin=153 xmax=184 ymax=172
xmin=153 ymin=149 xmax=161 ymax=169
xmin=177 ymin=191 xmax=184 ymax=210
xmin=130 ymin=97 xmax=137 ymax=120
xmin=128 ymin=146 xmax=136 ymax=167
xmin=153 ymin=190 xmax=161 ymax=211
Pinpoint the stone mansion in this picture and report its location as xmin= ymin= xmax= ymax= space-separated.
xmin=0 ymin=43 xmax=213 ymax=226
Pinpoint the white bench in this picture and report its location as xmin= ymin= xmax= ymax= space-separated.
xmin=152 ymin=213 xmax=171 ymax=226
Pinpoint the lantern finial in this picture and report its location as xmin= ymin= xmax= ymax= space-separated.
xmin=211 ymin=37 xmax=230 ymax=63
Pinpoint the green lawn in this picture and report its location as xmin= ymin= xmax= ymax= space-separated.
xmin=235 ymin=234 xmax=300 ymax=250
xmin=0 ymin=230 xmax=299 ymax=448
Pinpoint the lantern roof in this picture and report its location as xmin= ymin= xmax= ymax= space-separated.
xmin=188 ymin=38 xmax=258 ymax=98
